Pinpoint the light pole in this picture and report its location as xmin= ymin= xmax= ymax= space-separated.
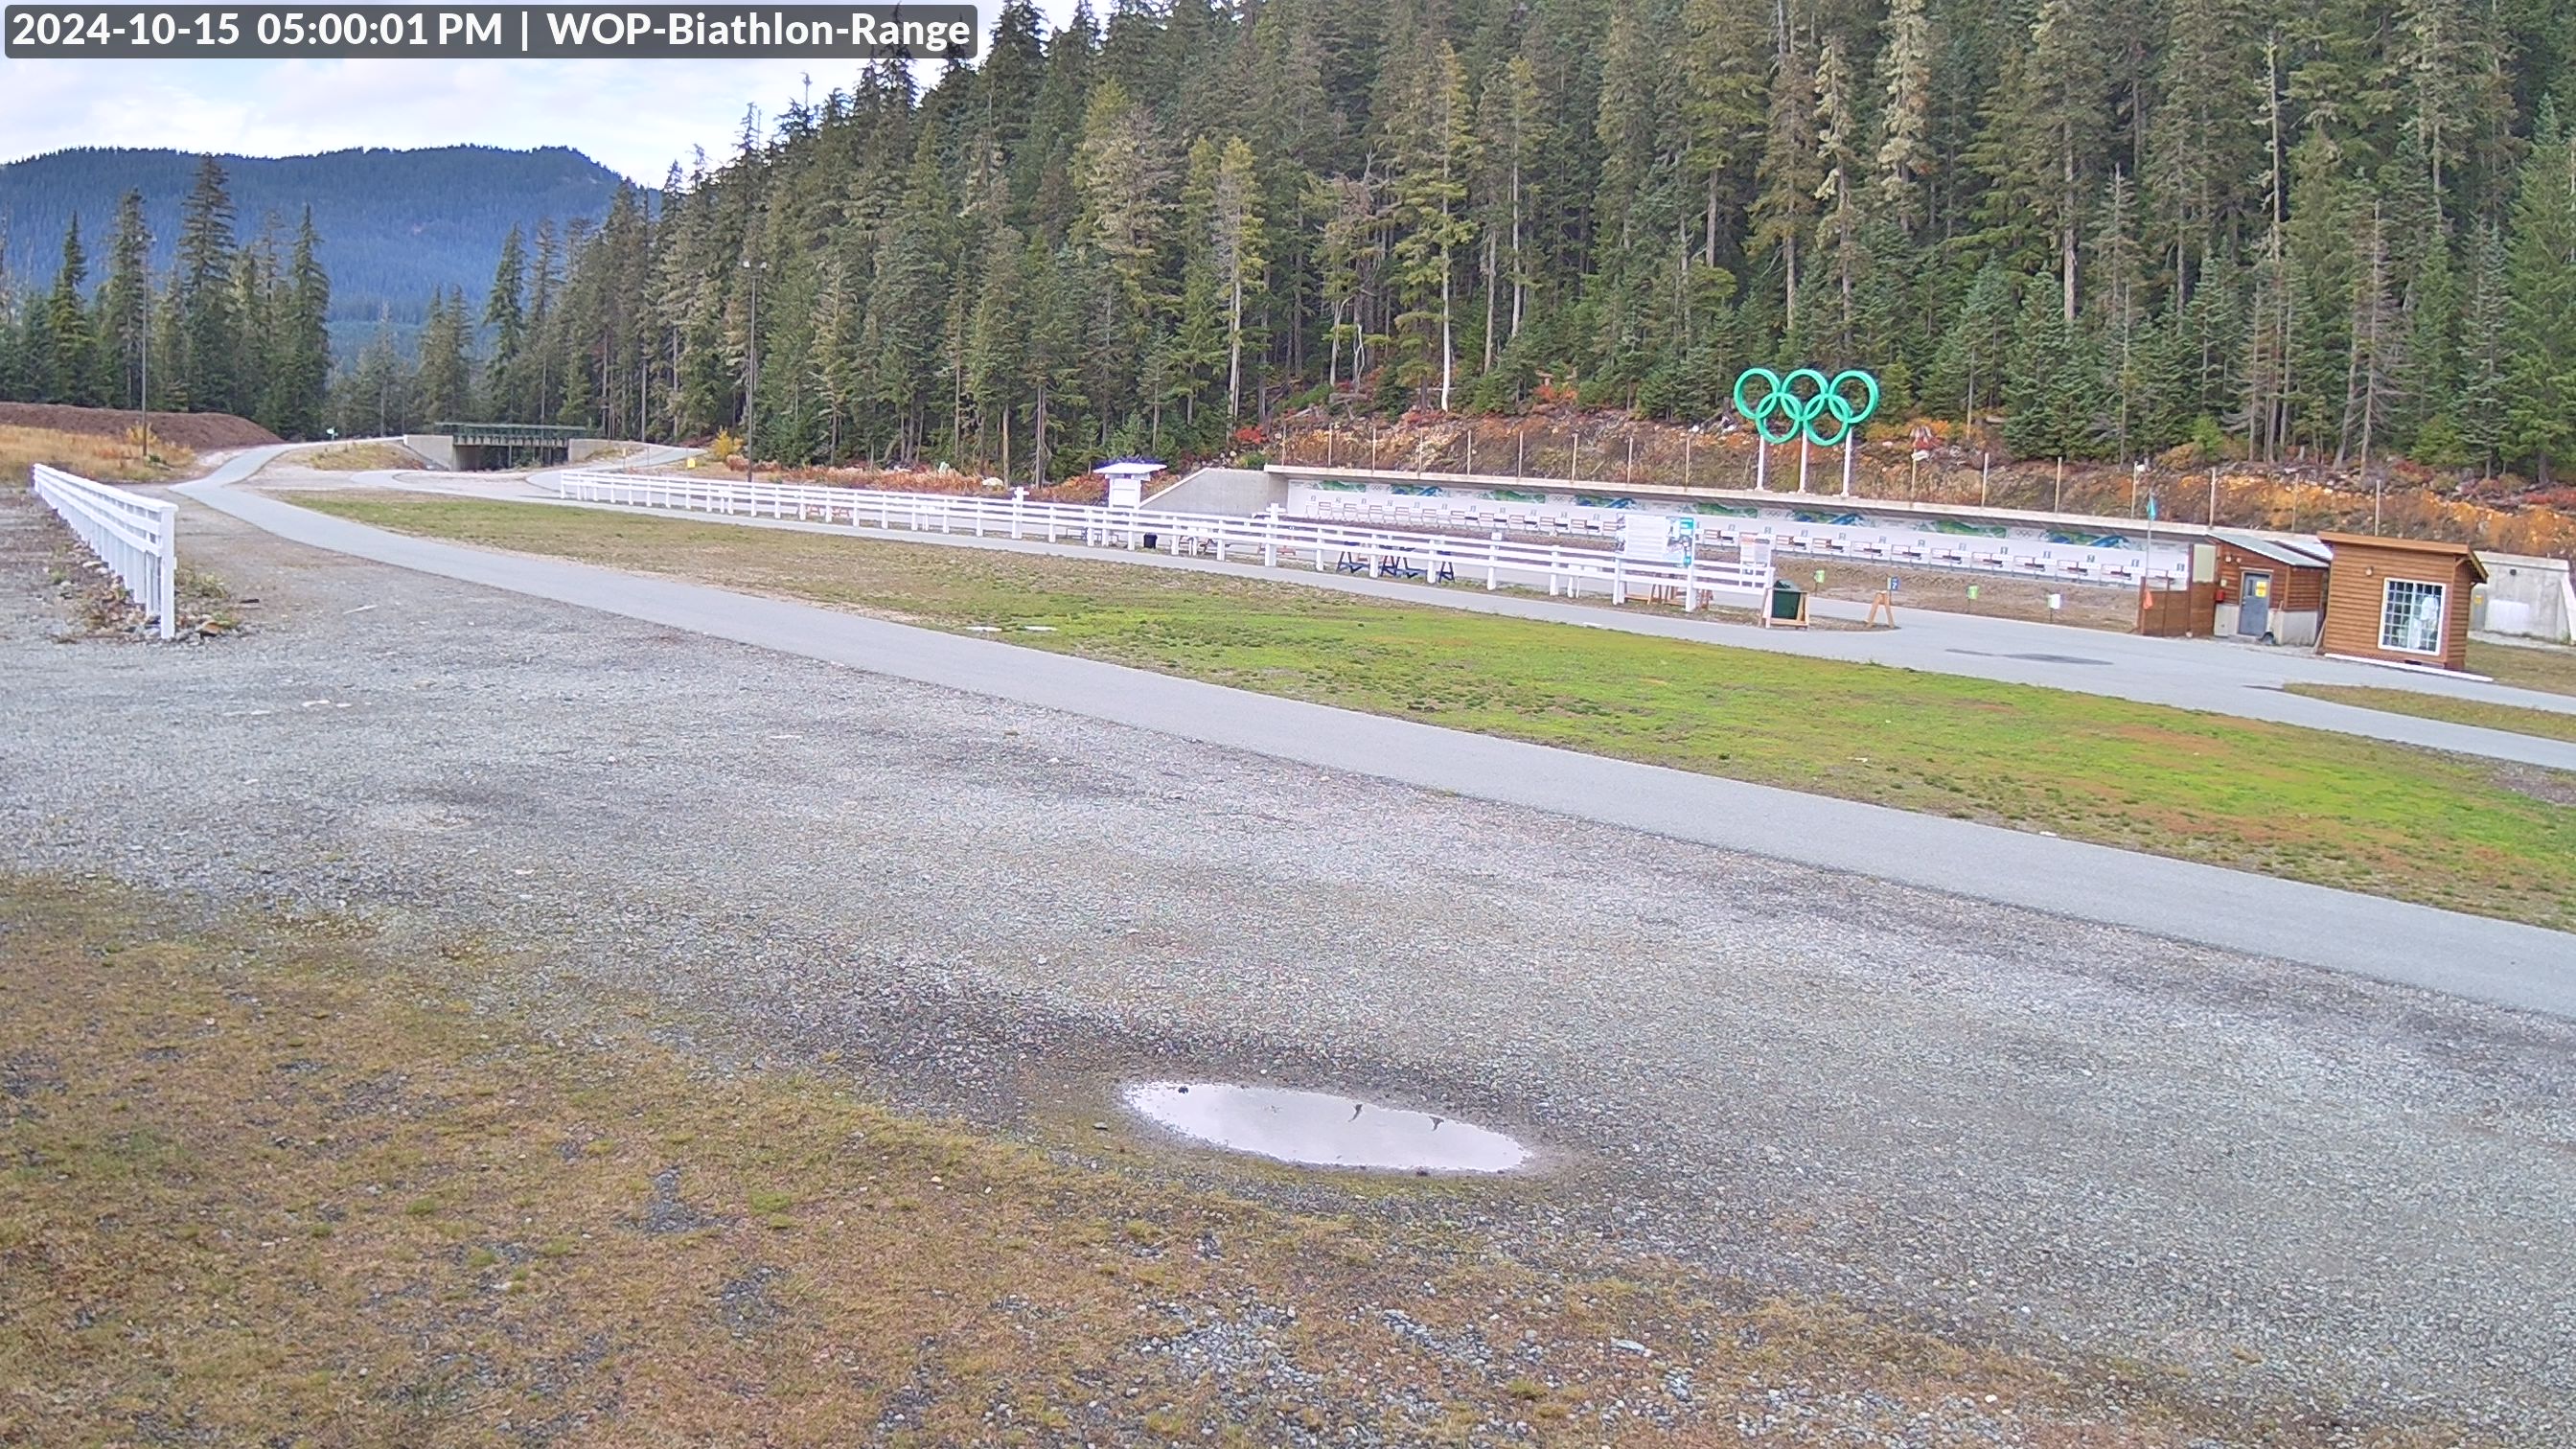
xmin=741 ymin=256 xmax=767 ymax=486
xmin=138 ymin=296 xmax=150 ymax=465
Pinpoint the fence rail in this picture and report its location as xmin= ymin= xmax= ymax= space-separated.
xmin=31 ymin=465 xmax=176 ymax=639
xmin=551 ymin=471 xmax=1777 ymax=611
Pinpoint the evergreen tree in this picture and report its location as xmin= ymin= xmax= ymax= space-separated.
xmin=2339 ymin=197 xmax=2405 ymax=478
xmin=1874 ymin=0 xmax=1936 ymax=237
xmin=1751 ymin=12 xmax=1818 ymax=334
xmin=271 ymin=209 xmax=333 ymax=438
xmin=231 ymin=230 xmax=281 ymax=430
xmin=416 ymin=287 xmax=472 ymax=426
xmin=1207 ymin=136 xmax=1268 ymax=420
xmin=2143 ymin=0 xmax=2262 ymax=293
xmin=172 ymin=157 xmax=240 ymax=414
xmin=483 ymin=224 xmax=528 ymax=415
xmin=1387 ymin=39 xmax=1475 ymax=409
xmin=43 ymin=217 xmax=97 ymax=407
xmin=2455 ymin=220 xmax=2510 ymax=474
xmin=1681 ymin=0 xmax=1770 ymax=266
xmin=98 ymin=193 xmax=152 ymax=412
xmin=1475 ymin=55 xmax=1547 ymax=364
xmin=1810 ymin=34 xmax=1865 ymax=357
xmin=2502 ymin=107 xmax=2576 ymax=481
xmin=338 ymin=305 xmax=415 ymax=436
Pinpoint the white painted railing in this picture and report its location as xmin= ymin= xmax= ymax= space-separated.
xmin=31 ymin=465 xmax=176 ymax=639
xmin=550 ymin=471 xmax=1778 ymax=611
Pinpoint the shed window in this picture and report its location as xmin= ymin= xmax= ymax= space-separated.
xmin=2380 ymin=578 xmax=2447 ymax=655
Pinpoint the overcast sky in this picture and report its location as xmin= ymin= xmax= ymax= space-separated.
xmin=0 ymin=4 xmax=1072 ymax=183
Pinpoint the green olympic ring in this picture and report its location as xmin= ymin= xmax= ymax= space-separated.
xmin=1733 ymin=366 xmax=1880 ymax=447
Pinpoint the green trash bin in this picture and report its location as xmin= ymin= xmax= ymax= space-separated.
xmin=1768 ymin=578 xmax=1806 ymax=624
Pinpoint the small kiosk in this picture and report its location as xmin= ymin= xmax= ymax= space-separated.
xmin=1097 ymin=458 xmax=1167 ymax=508
xmin=2317 ymin=532 xmax=2488 ymax=672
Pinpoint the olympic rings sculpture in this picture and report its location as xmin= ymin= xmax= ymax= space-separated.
xmin=1733 ymin=366 xmax=1880 ymax=447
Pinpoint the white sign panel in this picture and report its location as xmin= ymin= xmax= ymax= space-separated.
xmin=1620 ymin=514 xmax=1678 ymax=562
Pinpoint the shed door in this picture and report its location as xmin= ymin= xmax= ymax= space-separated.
xmin=2240 ymin=570 xmax=2272 ymax=637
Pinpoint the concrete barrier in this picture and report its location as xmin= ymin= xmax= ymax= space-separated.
xmin=1143 ymin=466 xmax=1289 ymax=516
xmin=2473 ymin=552 xmax=2574 ymax=644
xmin=400 ymin=433 xmax=459 ymax=469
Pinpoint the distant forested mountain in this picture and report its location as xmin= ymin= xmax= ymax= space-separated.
xmin=0 ymin=146 xmax=636 ymax=326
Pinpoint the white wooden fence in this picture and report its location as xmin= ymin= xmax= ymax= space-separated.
xmin=550 ymin=471 xmax=1777 ymax=610
xmin=31 ymin=465 xmax=176 ymax=639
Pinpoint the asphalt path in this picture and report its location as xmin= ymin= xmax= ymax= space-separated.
xmin=282 ymin=455 xmax=2576 ymax=772
xmin=183 ymin=455 xmax=2576 ymax=1019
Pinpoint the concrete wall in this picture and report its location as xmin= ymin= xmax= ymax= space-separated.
xmin=568 ymin=438 xmax=620 ymax=464
xmin=2214 ymin=601 xmax=2322 ymax=647
xmin=1144 ymin=466 xmax=1290 ymax=516
xmin=2473 ymin=552 xmax=2574 ymax=644
xmin=400 ymin=434 xmax=458 ymax=469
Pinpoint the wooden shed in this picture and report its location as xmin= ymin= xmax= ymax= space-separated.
xmin=2209 ymin=532 xmax=2331 ymax=646
xmin=2317 ymin=533 xmax=2489 ymax=671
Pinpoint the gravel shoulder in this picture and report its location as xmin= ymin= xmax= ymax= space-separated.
xmin=5 ymin=489 xmax=2571 ymax=1441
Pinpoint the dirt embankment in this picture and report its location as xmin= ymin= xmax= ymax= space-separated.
xmin=1270 ymin=408 xmax=2576 ymax=558
xmin=0 ymin=402 xmax=280 ymax=450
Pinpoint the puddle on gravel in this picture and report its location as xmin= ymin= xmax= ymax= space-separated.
xmin=1121 ymin=1081 xmax=1530 ymax=1173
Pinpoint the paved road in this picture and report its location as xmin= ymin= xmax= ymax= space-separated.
xmin=14 ymin=479 xmax=2572 ymax=1442
xmin=185 ymin=466 xmax=2576 ymax=1018
xmin=292 ymin=459 xmax=2576 ymax=771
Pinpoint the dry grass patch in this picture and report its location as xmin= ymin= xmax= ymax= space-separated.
xmin=0 ymin=425 xmax=195 ymax=487
xmin=2469 ymin=640 xmax=2576 ymax=698
xmin=0 ymin=402 xmax=276 ymax=450
xmin=285 ymin=442 xmax=422 ymax=472
xmin=0 ymin=876 xmax=2459 ymax=1446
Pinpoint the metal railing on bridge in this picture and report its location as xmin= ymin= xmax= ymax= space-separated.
xmin=548 ymin=470 xmax=1777 ymax=611
xmin=31 ymin=465 xmax=176 ymax=639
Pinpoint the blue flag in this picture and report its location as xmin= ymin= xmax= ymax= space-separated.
xmin=2146 ymin=493 xmax=2159 ymax=521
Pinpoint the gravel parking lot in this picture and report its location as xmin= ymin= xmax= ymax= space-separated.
xmin=7 ymin=489 xmax=2572 ymax=1440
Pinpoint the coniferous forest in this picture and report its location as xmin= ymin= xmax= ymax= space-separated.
xmin=0 ymin=157 xmax=334 ymax=441
xmin=4 ymin=0 xmax=2574 ymax=485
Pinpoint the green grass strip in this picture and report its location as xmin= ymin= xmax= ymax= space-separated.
xmin=2283 ymin=684 xmax=2576 ymax=746
xmin=297 ymin=494 xmax=2576 ymax=933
